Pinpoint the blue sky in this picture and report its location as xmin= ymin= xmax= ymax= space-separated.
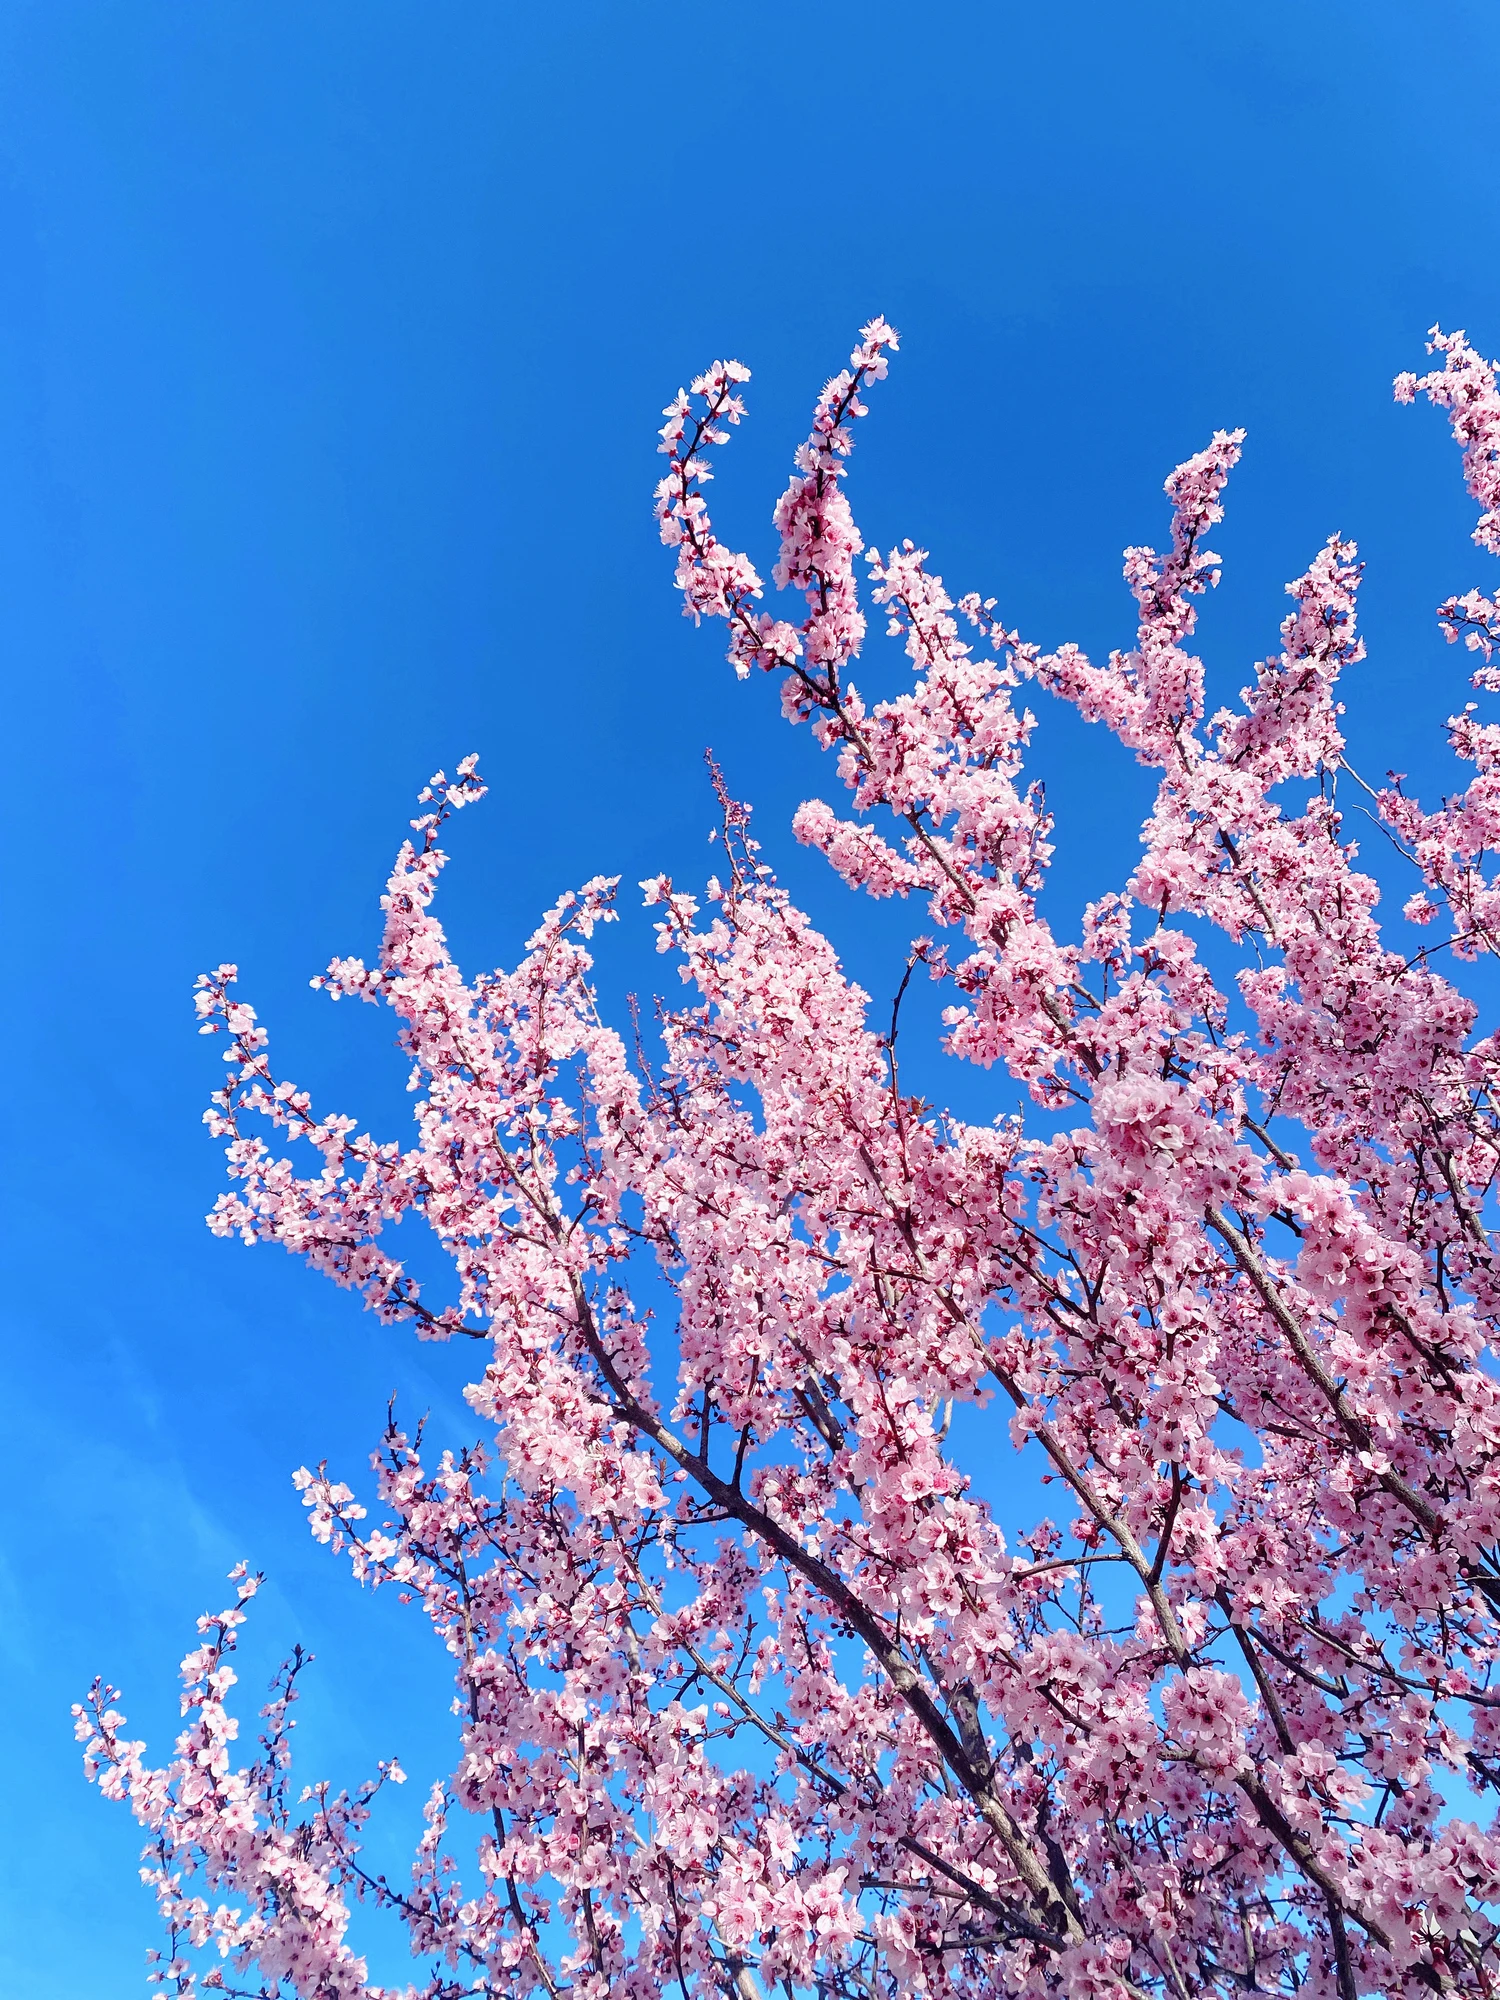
xmin=5 ymin=1 xmax=1500 ymax=1988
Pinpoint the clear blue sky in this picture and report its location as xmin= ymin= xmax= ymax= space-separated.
xmin=4 ymin=2 xmax=1500 ymax=1988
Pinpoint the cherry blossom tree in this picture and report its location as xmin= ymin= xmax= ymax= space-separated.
xmin=78 ymin=320 xmax=1500 ymax=1999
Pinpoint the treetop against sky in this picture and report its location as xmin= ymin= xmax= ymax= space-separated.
xmin=73 ymin=315 xmax=1500 ymax=1995
xmin=6 ymin=4 xmax=1500 ymax=1994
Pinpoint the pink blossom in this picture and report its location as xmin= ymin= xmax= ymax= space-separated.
xmin=81 ymin=324 xmax=1500 ymax=1998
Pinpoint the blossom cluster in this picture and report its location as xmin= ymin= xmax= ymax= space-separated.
xmin=77 ymin=326 xmax=1500 ymax=1999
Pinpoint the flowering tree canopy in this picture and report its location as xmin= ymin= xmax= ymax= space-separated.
xmin=78 ymin=321 xmax=1500 ymax=2000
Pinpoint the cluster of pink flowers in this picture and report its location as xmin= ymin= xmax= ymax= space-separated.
xmin=77 ymin=324 xmax=1500 ymax=1997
